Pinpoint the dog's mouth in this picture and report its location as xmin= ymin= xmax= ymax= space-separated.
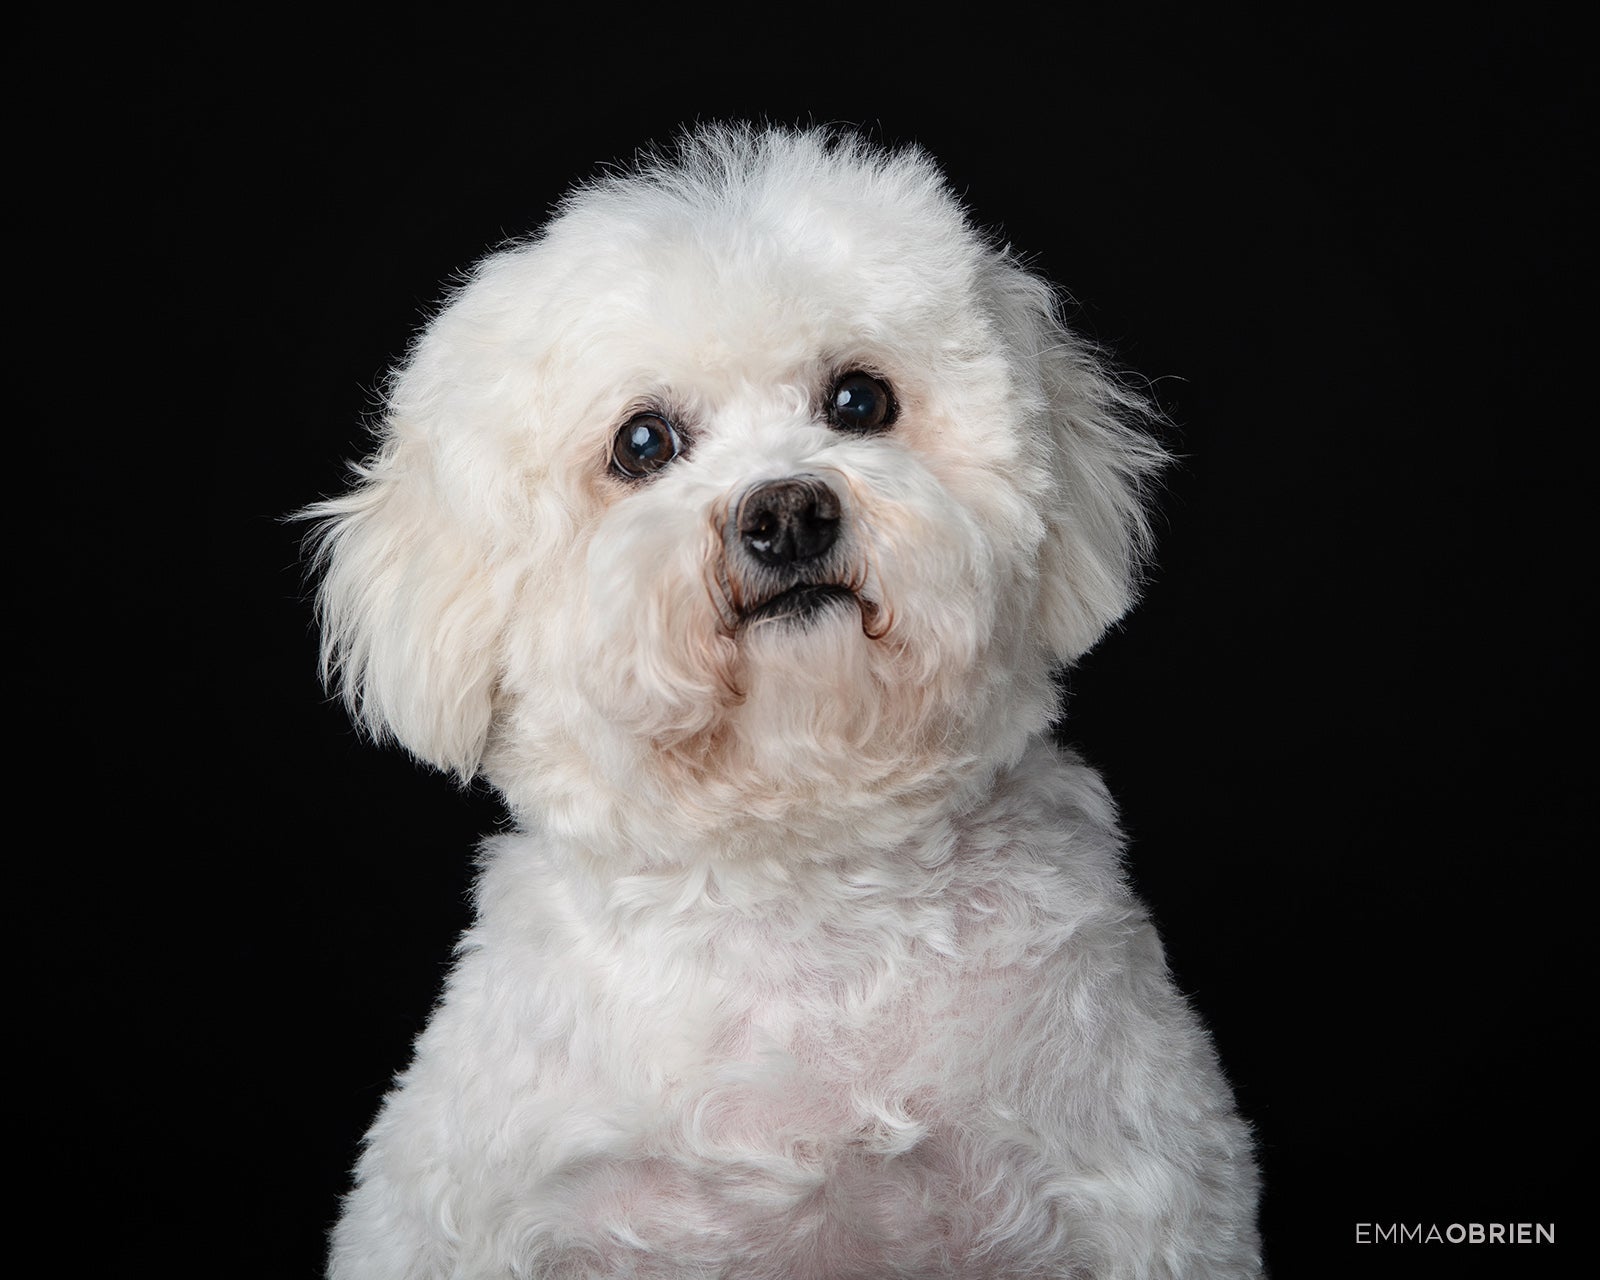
xmin=740 ymin=582 xmax=858 ymax=628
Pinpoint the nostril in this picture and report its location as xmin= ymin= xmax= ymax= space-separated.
xmin=794 ymin=505 xmax=840 ymax=559
xmin=738 ymin=479 xmax=841 ymax=566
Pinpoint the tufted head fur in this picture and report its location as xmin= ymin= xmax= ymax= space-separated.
xmin=305 ymin=124 xmax=1163 ymax=862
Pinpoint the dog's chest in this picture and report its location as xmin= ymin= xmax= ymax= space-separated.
xmin=598 ymin=908 xmax=946 ymax=1124
xmin=519 ymin=902 xmax=1014 ymax=1271
xmin=550 ymin=987 xmax=995 ymax=1275
xmin=446 ymin=846 xmax=1080 ymax=1272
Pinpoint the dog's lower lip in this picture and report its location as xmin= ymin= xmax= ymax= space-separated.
xmin=741 ymin=583 xmax=856 ymax=626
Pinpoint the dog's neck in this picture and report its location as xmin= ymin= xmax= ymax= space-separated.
xmin=488 ymin=728 xmax=1056 ymax=874
xmin=484 ymin=648 xmax=1063 ymax=868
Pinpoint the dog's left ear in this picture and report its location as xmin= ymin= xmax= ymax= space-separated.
xmin=984 ymin=260 xmax=1166 ymax=665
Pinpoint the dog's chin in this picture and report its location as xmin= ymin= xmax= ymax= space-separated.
xmin=739 ymin=583 xmax=860 ymax=632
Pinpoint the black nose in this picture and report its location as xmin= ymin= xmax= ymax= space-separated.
xmin=738 ymin=478 xmax=841 ymax=567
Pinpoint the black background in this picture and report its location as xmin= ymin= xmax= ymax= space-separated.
xmin=160 ymin=5 xmax=1587 ymax=1276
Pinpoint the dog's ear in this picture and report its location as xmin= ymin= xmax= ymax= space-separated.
xmin=303 ymin=417 xmax=512 ymax=782
xmin=985 ymin=260 xmax=1166 ymax=665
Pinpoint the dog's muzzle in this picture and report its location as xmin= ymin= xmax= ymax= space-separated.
xmin=725 ymin=476 xmax=859 ymax=628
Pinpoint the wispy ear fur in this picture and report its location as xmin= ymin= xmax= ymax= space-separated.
xmin=301 ymin=427 xmax=509 ymax=781
xmin=985 ymin=260 xmax=1167 ymax=664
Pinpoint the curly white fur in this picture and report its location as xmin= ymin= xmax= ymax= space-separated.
xmin=309 ymin=124 xmax=1261 ymax=1278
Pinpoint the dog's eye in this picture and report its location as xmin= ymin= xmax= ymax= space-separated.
xmin=827 ymin=372 xmax=896 ymax=434
xmin=611 ymin=412 xmax=683 ymax=479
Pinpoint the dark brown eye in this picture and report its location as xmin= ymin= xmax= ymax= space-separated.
xmin=611 ymin=412 xmax=683 ymax=478
xmin=827 ymin=371 xmax=896 ymax=433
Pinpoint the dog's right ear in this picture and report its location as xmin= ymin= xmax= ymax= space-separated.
xmin=301 ymin=419 xmax=511 ymax=782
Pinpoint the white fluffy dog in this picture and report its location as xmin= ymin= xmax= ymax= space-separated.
xmin=310 ymin=125 xmax=1261 ymax=1279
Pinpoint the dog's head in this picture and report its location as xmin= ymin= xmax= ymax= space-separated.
xmin=308 ymin=126 xmax=1161 ymax=857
